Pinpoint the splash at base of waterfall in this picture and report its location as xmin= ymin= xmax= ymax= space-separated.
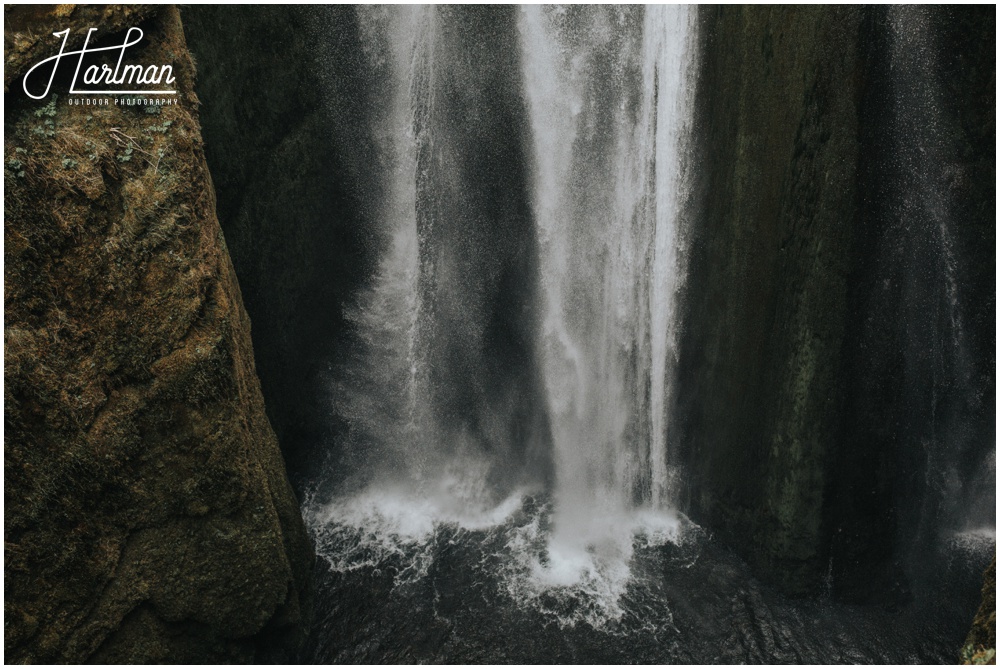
xmin=304 ymin=488 xmax=984 ymax=664
xmin=305 ymin=488 xmax=694 ymax=630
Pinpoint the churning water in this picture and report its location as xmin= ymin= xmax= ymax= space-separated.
xmin=297 ymin=6 xmax=989 ymax=663
xmin=303 ymin=489 xmax=974 ymax=663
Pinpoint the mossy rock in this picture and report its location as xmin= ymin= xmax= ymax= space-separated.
xmin=961 ymin=557 xmax=996 ymax=665
xmin=4 ymin=6 xmax=312 ymax=662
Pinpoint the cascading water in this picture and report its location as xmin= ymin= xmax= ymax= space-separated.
xmin=333 ymin=6 xmax=424 ymax=490
xmin=307 ymin=4 xmax=699 ymax=596
xmin=518 ymin=5 xmax=697 ymax=585
xmin=290 ymin=6 xmax=988 ymax=663
xmin=308 ymin=6 xmax=537 ymax=536
xmin=305 ymin=4 xmax=696 ymax=616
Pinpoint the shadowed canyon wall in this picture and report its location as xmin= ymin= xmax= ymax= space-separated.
xmin=179 ymin=6 xmax=383 ymax=482
xmin=675 ymin=5 xmax=862 ymax=595
xmin=4 ymin=6 xmax=311 ymax=662
xmin=834 ymin=6 xmax=995 ymax=604
xmin=676 ymin=5 xmax=994 ymax=600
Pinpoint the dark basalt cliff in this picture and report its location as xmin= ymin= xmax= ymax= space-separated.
xmin=4 ymin=6 xmax=312 ymax=662
xmin=178 ymin=6 xmax=383 ymax=481
xmin=676 ymin=5 xmax=994 ymax=601
xmin=675 ymin=5 xmax=863 ymax=595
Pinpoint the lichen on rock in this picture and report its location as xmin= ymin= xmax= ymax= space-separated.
xmin=4 ymin=5 xmax=312 ymax=663
xmin=960 ymin=557 xmax=996 ymax=665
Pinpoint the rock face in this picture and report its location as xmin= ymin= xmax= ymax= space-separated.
xmin=833 ymin=5 xmax=995 ymax=604
xmin=675 ymin=5 xmax=994 ymax=599
xmin=961 ymin=557 xmax=997 ymax=664
xmin=675 ymin=5 xmax=863 ymax=596
xmin=4 ymin=6 xmax=312 ymax=663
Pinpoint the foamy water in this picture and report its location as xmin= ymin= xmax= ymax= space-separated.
xmin=306 ymin=486 xmax=696 ymax=629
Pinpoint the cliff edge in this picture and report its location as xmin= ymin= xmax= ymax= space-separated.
xmin=4 ymin=6 xmax=312 ymax=662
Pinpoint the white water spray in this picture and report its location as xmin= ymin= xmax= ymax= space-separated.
xmin=332 ymin=7 xmax=427 ymax=487
xmin=519 ymin=5 xmax=698 ymax=584
xmin=321 ymin=6 xmax=532 ymax=530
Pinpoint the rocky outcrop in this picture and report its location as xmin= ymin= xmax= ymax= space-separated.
xmin=4 ymin=6 xmax=312 ymax=662
xmin=961 ymin=556 xmax=997 ymax=664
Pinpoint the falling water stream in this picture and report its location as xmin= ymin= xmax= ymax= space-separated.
xmin=296 ymin=6 xmax=989 ymax=663
xmin=520 ymin=6 xmax=697 ymax=587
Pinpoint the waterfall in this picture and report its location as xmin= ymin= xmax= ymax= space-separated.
xmin=323 ymin=7 xmax=491 ymax=522
xmin=245 ymin=7 xmax=994 ymax=660
xmin=311 ymin=6 xmax=550 ymax=539
xmin=304 ymin=4 xmax=699 ymax=601
xmin=518 ymin=6 xmax=698 ymax=583
xmin=331 ymin=6 xmax=429 ymax=491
